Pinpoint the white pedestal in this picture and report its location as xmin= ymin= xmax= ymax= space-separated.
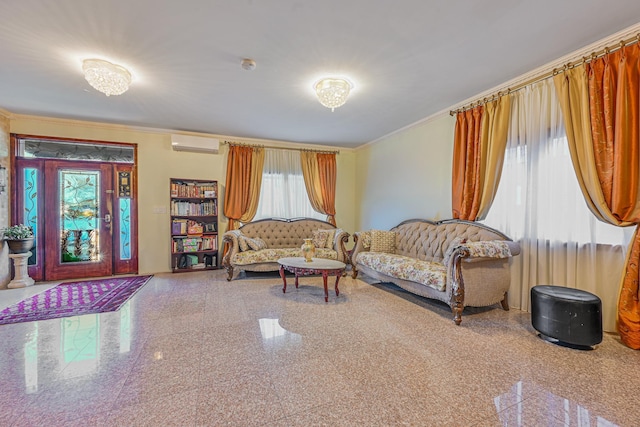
xmin=8 ymin=251 xmax=35 ymax=288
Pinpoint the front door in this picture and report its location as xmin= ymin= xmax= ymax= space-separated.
xmin=44 ymin=161 xmax=113 ymax=281
xmin=11 ymin=135 xmax=138 ymax=282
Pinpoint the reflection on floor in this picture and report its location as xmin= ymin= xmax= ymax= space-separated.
xmin=1 ymin=270 xmax=638 ymax=426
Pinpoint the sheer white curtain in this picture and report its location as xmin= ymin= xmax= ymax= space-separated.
xmin=482 ymin=79 xmax=633 ymax=331
xmin=254 ymin=149 xmax=325 ymax=220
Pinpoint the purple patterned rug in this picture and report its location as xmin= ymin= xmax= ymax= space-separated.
xmin=0 ymin=275 xmax=153 ymax=325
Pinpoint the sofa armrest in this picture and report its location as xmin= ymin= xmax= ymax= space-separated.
xmin=350 ymin=231 xmax=371 ymax=278
xmin=221 ymin=230 xmax=243 ymax=280
xmin=332 ymin=229 xmax=350 ymax=263
xmin=448 ymin=239 xmax=520 ymax=325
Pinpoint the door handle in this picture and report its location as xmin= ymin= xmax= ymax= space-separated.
xmin=103 ymin=214 xmax=111 ymax=223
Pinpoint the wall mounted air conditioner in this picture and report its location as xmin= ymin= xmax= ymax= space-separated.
xmin=171 ymin=134 xmax=219 ymax=154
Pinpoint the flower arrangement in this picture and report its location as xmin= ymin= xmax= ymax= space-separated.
xmin=3 ymin=224 xmax=35 ymax=240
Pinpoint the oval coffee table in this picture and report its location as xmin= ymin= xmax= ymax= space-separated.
xmin=278 ymin=257 xmax=346 ymax=302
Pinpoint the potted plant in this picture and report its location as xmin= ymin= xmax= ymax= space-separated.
xmin=3 ymin=224 xmax=35 ymax=254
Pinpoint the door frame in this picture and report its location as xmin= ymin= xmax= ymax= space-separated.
xmin=10 ymin=134 xmax=138 ymax=281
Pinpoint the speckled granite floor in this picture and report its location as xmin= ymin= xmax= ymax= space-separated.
xmin=0 ymin=270 xmax=638 ymax=427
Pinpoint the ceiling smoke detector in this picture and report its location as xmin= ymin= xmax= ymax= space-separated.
xmin=241 ymin=58 xmax=256 ymax=71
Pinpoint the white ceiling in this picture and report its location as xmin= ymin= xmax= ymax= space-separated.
xmin=2 ymin=1 xmax=640 ymax=148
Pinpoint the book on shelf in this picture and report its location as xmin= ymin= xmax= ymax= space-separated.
xmin=172 ymin=235 xmax=218 ymax=252
xmin=170 ymin=200 xmax=217 ymax=216
xmin=171 ymin=181 xmax=218 ymax=198
xmin=187 ymin=222 xmax=203 ymax=235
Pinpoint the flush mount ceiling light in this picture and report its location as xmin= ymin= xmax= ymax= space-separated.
xmin=82 ymin=59 xmax=132 ymax=96
xmin=314 ymin=77 xmax=352 ymax=112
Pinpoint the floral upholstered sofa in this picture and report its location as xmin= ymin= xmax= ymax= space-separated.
xmin=352 ymin=219 xmax=520 ymax=324
xmin=222 ymin=217 xmax=350 ymax=281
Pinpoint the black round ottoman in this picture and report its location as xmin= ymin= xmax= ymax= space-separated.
xmin=531 ymin=285 xmax=603 ymax=349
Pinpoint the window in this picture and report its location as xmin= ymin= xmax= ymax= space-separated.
xmin=254 ymin=149 xmax=324 ymax=220
xmin=485 ymin=136 xmax=631 ymax=245
xmin=482 ymin=81 xmax=631 ymax=246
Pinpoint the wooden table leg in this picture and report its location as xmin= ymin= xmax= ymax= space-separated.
xmin=335 ymin=271 xmax=341 ymax=297
xmin=322 ymin=271 xmax=329 ymax=302
xmin=295 ymin=272 xmax=299 ymax=289
xmin=280 ymin=265 xmax=287 ymax=293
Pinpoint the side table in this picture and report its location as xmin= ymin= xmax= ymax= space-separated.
xmin=8 ymin=251 xmax=35 ymax=288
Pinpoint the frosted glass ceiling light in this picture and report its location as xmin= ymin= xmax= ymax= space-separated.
xmin=314 ymin=78 xmax=351 ymax=112
xmin=82 ymin=59 xmax=132 ymax=96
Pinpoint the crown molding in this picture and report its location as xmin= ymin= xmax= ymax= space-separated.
xmin=9 ymin=113 xmax=354 ymax=153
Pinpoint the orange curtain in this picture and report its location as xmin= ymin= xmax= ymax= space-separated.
xmin=554 ymin=44 xmax=640 ymax=348
xmin=317 ymin=153 xmax=337 ymax=225
xmin=589 ymin=46 xmax=640 ymax=349
xmin=300 ymin=152 xmax=337 ymax=225
xmin=452 ymin=106 xmax=483 ymax=220
xmin=223 ymin=145 xmax=264 ymax=231
xmin=452 ymin=97 xmax=510 ymax=221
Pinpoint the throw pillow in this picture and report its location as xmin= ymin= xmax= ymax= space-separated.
xmin=326 ymin=229 xmax=342 ymax=249
xmin=370 ymin=230 xmax=397 ymax=253
xmin=237 ymin=233 xmax=250 ymax=252
xmin=360 ymin=231 xmax=372 ymax=249
xmin=246 ymin=237 xmax=267 ymax=251
xmin=442 ymin=237 xmax=467 ymax=266
xmin=312 ymin=230 xmax=330 ymax=248
xmin=317 ymin=228 xmax=336 ymax=248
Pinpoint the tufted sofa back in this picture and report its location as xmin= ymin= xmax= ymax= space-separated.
xmin=392 ymin=219 xmax=510 ymax=263
xmin=239 ymin=218 xmax=337 ymax=249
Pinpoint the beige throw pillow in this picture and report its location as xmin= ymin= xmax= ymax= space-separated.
xmin=312 ymin=230 xmax=330 ymax=248
xmin=360 ymin=231 xmax=372 ymax=249
xmin=238 ymin=234 xmax=250 ymax=252
xmin=238 ymin=235 xmax=266 ymax=251
xmin=246 ymin=237 xmax=267 ymax=251
xmin=321 ymin=229 xmax=336 ymax=248
xmin=370 ymin=230 xmax=397 ymax=253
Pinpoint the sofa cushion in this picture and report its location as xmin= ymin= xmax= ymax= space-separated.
xmin=356 ymin=252 xmax=446 ymax=291
xmin=233 ymin=248 xmax=338 ymax=265
xmin=370 ymin=230 xmax=397 ymax=253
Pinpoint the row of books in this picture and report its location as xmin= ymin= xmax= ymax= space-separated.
xmin=171 ymin=219 xmax=217 ymax=235
xmin=170 ymin=200 xmax=217 ymax=216
xmin=170 ymin=182 xmax=218 ymax=198
xmin=172 ymin=236 xmax=218 ymax=253
xmin=175 ymin=253 xmax=216 ymax=270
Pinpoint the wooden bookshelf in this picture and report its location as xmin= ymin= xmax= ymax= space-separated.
xmin=170 ymin=178 xmax=218 ymax=272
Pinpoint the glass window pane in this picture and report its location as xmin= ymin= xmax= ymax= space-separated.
xmin=119 ymin=198 xmax=131 ymax=260
xmin=23 ymin=168 xmax=38 ymax=266
xmin=60 ymin=170 xmax=100 ymax=263
xmin=18 ymin=138 xmax=134 ymax=163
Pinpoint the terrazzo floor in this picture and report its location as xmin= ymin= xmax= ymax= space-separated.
xmin=0 ymin=270 xmax=638 ymax=427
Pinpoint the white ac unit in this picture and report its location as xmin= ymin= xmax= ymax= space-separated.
xmin=171 ymin=134 xmax=219 ymax=154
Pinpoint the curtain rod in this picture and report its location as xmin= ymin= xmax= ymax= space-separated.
xmin=222 ymin=140 xmax=339 ymax=155
xmin=450 ymin=32 xmax=640 ymax=116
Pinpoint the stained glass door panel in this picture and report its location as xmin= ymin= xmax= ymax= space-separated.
xmin=44 ymin=161 xmax=113 ymax=280
xmin=60 ymin=169 xmax=101 ymax=263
